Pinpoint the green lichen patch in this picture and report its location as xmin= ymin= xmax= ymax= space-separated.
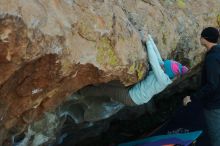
xmin=176 ymin=0 xmax=186 ymax=9
xmin=137 ymin=63 xmax=145 ymax=80
xmin=96 ymin=37 xmax=119 ymax=66
xmin=128 ymin=61 xmax=145 ymax=80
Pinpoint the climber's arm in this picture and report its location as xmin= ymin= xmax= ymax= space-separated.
xmin=148 ymin=35 xmax=164 ymax=65
xmin=146 ymin=35 xmax=172 ymax=85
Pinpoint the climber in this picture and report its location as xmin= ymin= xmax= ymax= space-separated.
xmin=183 ymin=27 xmax=220 ymax=146
xmin=79 ymin=33 xmax=189 ymax=106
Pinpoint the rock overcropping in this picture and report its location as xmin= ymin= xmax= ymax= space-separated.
xmin=0 ymin=0 xmax=219 ymax=145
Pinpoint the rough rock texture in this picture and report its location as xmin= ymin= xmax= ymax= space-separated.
xmin=0 ymin=0 xmax=219 ymax=145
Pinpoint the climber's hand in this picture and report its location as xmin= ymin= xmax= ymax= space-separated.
xmin=139 ymin=29 xmax=148 ymax=43
xmin=183 ymin=96 xmax=191 ymax=106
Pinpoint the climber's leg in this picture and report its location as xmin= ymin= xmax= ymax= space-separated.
xmin=79 ymin=84 xmax=136 ymax=106
xmin=110 ymin=86 xmax=136 ymax=106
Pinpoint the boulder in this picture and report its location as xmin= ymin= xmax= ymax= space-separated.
xmin=0 ymin=0 xmax=219 ymax=145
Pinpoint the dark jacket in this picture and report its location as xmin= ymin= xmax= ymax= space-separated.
xmin=191 ymin=44 xmax=220 ymax=109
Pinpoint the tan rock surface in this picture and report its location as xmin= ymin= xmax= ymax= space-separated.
xmin=0 ymin=0 xmax=219 ymax=145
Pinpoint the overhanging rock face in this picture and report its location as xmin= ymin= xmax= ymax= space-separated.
xmin=0 ymin=0 xmax=219 ymax=145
